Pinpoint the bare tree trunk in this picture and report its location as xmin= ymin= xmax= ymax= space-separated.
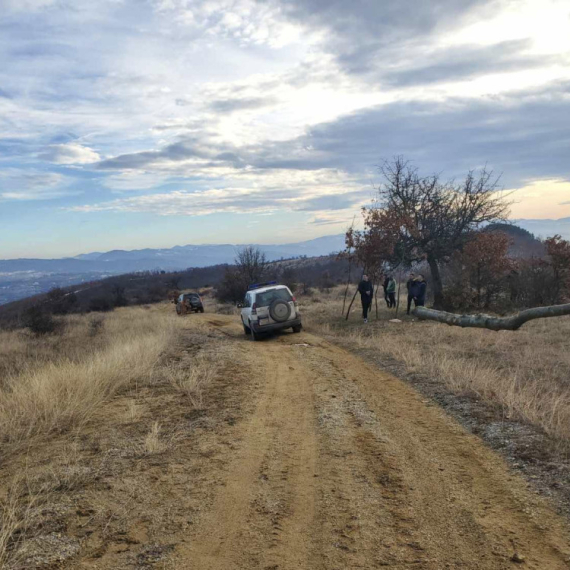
xmin=341 ymin=255 xmax=352 ymax=315
xmin=427 ymin=255 xmax=444 ymax=310
xmin=413 ymin=304 xmax=570 ymax=331
xmin=395 ymin=275 xmax=402 ymax=318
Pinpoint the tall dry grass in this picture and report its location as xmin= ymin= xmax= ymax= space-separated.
xmin=301 ymin=286 xmax=570 ymax=447
xmin=0 ymin=305 xmax=181 ymax=449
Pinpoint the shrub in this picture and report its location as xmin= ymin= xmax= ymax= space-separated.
xmin=88 ymin=296 xmax=114 ymax=313
xmin=22 ymin=305 xmax=58 ymax=335
xmin=47 ymin=288 xmax=78 ymax=315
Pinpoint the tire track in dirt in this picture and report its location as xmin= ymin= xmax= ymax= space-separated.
xmin=177 ymin=314 xmax=570 ymax=569
xmin=176 ymin=326 xmax=319 ymax=569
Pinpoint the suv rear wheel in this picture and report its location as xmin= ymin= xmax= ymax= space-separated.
xmin=243 ymin=321 xmax=251 ymax=335
xmin=250 ymin=327 xmax=259 ymax=341
xmin=292 ymin=324 xmax=302 ymax=333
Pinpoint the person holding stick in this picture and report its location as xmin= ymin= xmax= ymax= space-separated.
xmin=409 ymin=274 xmax=427 ymax=310
xmin=406 ymin=272 xmax=415 ymax=314
xmin=358 ymin=274 xmax=373 ymax=323
xmin=386 ymin=275 xmax=396 ymax=308
xmin=382 ymin=274 xmax=390 ymax=307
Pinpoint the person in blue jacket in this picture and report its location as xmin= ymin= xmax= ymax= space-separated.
xmin=357 ymin=274 xmax=373 ymax=323
xmin=410 ymin=274 xmax=427 ymax=309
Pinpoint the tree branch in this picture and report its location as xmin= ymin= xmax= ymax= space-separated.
xmin=413 ymin=304 xmax=570 ymax=331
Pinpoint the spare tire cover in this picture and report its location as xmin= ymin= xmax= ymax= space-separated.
xmin=269 ymin=299 xmax=291 ymax=322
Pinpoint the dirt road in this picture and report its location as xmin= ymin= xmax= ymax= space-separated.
xmin=166 ymin=314 xmax=570 ymax=569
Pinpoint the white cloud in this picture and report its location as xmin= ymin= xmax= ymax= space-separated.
xmin=71 ymin=168 xmax=369 ymax=215
xmin=39 ymin=143 xmax=101 ymax=165
xmin=1 ymin=0 xmax=570 ymax=245
xmin=0 ymin=170 xmax=75 ymax=201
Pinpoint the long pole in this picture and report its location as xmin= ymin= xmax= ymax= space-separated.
xmin=341 ymin=252 xmax=352 ymax=315
xmin=345 ymin=266 xmax=366 ymax=320
xmin=374 ymin=273 xmax=379 ymax=319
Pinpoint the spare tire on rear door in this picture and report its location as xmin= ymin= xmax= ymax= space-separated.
xmin=269 ymin=298 xmax=291 ymax=322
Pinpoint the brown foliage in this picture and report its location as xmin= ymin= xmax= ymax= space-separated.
xmin=545 ymin=235 xmax=570 ymax=303
xmin=373 ymin=157 xmax=510 ymax=308
xmin=463 ymin=231 xmax=513 ymax=309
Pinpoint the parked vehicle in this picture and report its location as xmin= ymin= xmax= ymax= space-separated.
xmin=176 ymin=293 xmax=204 ymax=315
xmin=240 ymin=282 xmax=302 ymax=341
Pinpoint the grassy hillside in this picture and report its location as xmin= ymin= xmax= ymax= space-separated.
xmin=0 ymin=255 xmax=352 ymax=329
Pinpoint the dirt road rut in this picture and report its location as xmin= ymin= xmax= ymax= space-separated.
xmin=172 ymin=315 xmax=570 ymax=569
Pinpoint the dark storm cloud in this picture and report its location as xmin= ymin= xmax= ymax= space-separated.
xmin=276 ymin=0 xmax=493 ymax=74
xmin=208 ymin=96 xmax=277 ymax=113
xmin=381 ymin=39 xmax=554 ymax=87
xmin=276 ymin=81 xmax=570 ymax=186
xmin=272 ymin=0 xmax=568 ymax=88
xmin=96 ymin=138 xmax=216 ymax=170
xmin=95 ymin=80 xmax=570 ymax=188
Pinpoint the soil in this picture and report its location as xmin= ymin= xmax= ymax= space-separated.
xmin=4 ymin=314 xmax=570 ymax=569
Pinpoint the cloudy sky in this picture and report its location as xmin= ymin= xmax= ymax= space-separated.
xmin=1 ymin=0 xmax=569 ymax=258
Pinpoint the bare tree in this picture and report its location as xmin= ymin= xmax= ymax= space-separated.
xmin=340 ymin=221 xmax=356 ymax=315
xmin=235 ymin=246 xmax=268 ymax=284
xmin=217 ymin=246 xmax=268 ymax=304
xmin=376 ymin=157 xmax=510 ymax=309
xmin=166 ymin=275 xmax=182 ymax=290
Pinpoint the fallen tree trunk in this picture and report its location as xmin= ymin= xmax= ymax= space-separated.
xmin=413 ymin=304 xmax=570 ymax=331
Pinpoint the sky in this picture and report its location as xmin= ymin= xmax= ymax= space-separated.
xmin=1 ymin=0 xmax=569 ymax=259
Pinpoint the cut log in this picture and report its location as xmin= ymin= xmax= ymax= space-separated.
xmin=413 ymin=304 xmax=570 ymax=331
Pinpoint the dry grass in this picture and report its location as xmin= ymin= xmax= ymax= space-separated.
xmin=165 ymin=358 xmax=217 ymax=410
xmin=0 ymin=478 xmax=40 ymax=568
xmin=300 ymin=286 xmax=570 ymax=448
xmin=0 ymin=302 xmax=238 ymax=567
xmin=144 ymin=421 xmax=166 ymax=455
xmin=0 ymin=305 xmax=181 ymax=450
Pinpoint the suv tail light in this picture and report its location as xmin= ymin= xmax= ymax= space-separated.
xmin=251 ymin=302 xmax=257 ymax=315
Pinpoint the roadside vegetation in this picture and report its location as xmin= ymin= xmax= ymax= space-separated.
xmin=0 ymin=306 xmax=182 ymax=449
xmin=0 ymin=300 xmax=244 ymax=567
xmin=300 ymin=286 xmax=570 ymax=450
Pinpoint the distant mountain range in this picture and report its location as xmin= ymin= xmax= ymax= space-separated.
xmin=0 ymin=234 xmax=346 ymax=275
xmin=0 ymin=235 xmax=346 ymax=305
xmin=0 ymin=218 xmax=566 ymax=306
xmin=514 ymin=218 xmax=570 ymax=240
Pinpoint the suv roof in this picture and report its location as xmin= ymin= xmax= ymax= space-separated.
xmin=249 ymin=284 xmax=289 ymax=296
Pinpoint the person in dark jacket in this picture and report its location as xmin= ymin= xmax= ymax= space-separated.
xmin=358 ymin=274 xmax=373 ymax=323
xmin=410 ymin=274 xmax=427 ymax=309
xmin=386 ymin=275 xmax=396 ymax=308
xmin=382 ymin=275 xmax=390 ymax=307
xmin=406 ymin=272 xmax=415 ymax=314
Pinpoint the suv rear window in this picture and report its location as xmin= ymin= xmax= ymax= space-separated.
xmin=255 ymin=288 xmax=292 ymax=307
xmin=184 ymin=294 xmax=200 ymax=300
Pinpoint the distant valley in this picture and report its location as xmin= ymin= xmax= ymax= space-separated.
xmin=0 ymin=235 xmax=346 ymax=305
xmin=1 ymin=217 xmax=566 ymax=306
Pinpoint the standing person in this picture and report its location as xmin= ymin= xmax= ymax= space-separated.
xmin=386 ymin=275 xmax=396 ymax=308
xmin=414 ymin=274 xmax=427 ymax=307
xmin=358 ymin=274 xmax=373 ymax=323
xmin=406 ymin=272 xmax=415 ymax=314
xmin=382 ymin=274 xmax=390 ymax=307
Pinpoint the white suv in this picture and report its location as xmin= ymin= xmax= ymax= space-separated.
xmin=241 ymin=282 xmax=302 ymax=341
